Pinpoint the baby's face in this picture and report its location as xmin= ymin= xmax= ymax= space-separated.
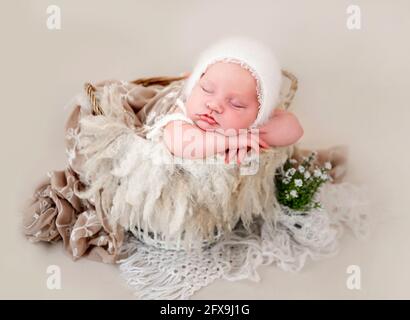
xmin=185 ymin=62 xmax=259 ymax=131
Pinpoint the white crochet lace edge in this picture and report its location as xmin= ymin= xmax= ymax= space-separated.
xmin=118 ymin=182 xmax=370 ymax=300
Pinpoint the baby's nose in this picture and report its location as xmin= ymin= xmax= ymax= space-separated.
xmin=207 ymin=102 xmax=223 ymax=113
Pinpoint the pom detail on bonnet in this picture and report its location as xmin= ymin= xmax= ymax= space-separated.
xmin=181 ymin=37 xmax=282 ymax=128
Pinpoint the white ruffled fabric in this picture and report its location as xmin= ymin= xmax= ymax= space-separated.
xmin=145 ymin=98 xmax=194 ymax=142
xmin=118 ymin=181 xmax=369 ymax=300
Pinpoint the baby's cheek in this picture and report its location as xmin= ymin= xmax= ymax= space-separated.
xmin=185 ymin=93 xmax=200 ymax=111
xmin=234 ymin=111 xmax=258 ymax=129
xmin=226 ymin=116 xmax=244 ymax=129
xmin=221 ymin=113 xmax=253 ymax=130
xmin=184 ymin=100 xmax=197 ymax=119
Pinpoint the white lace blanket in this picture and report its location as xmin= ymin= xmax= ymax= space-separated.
xmin=118 ymin=182 xmax=369 ymax=300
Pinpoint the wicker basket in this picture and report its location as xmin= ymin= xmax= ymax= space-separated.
xmin=81 ymin=70 xmax=298 ymax=250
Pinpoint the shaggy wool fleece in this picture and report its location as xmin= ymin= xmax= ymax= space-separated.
xmin=67 ymin=80 xmax=292 ymax=249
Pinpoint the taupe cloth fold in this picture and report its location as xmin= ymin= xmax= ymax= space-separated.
xmin=23 ymin=79 xmax=348 ymax=263
xmin=23 ymin=80 xmax=176 ymax=263
xmin=23 ymin=168 xmax=124 ymax=263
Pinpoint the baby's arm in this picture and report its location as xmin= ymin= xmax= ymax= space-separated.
xmin=163 ymin=120 xmax=265 ymax=160
xmin=163 ymin=120 xmax=228 ymax=159
xmin=258 ymin=109 xmax=304 ymax=147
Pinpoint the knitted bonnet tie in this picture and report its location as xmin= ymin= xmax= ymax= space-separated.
xmin=181 ymin=37 xmax=282 ymax=128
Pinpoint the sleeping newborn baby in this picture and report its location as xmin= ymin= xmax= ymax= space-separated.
xmin=150 ymin=37 xmax=303 ymax=165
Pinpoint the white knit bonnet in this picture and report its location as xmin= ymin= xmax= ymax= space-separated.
xmin=181 ymin=37 xmax=282 ymax=128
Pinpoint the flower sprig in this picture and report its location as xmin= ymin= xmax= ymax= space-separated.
xmin=275 ymin=151 xmax=332 ymax=213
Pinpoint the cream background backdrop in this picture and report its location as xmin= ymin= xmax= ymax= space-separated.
xmin=0 ymin=0 xmax=409 ymax=299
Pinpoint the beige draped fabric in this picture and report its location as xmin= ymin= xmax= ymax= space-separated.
xmin=23 ymin=79 xmax=348 ymax=263
xmin=23 ymin=80 xmax=189 ymax=263
xmin=23 ymin=168 xmax=125 ymax=263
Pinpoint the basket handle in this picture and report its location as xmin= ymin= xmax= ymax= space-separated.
xmin=85 ymin=70 xmax=298 ymax=116
xmin=280 ymin=70 xmax=298 ymax=110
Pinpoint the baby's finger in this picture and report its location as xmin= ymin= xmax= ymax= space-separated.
xmin=226 ymin=147 xmax=236 ymax=164
xmin=251 ymin=134 xmax=269 ymax=149
xmin=259 ymin=138 xmax=270 ymax=149
xmin=225 ymin=150 xmax=234 ymax=164
xmin=238 ymin=148 xmax=247 ymax=165
xmin=248 ymin=134 xmax=264 ymax=150
xmin=248 ymin=145 xmax=260 ymax=156
xmin=247 ymin=146 xmax=260 ymax=155
xmin=230 ymin=148 xmax=238 ymax=164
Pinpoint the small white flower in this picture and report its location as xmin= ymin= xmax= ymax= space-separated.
xmin=294 ymin=179 xmax=303 ymax=187
xmin=304 ymin=171 xmax=311 ymax=179
xmin=298 ymin=165 xmax=305 ymax=173
xmin=286 ymin=168 xmax=296 ymax=176
xmin=321 ymin=173 xmax=328 ymax=180
xmin=289 ymin=159 xmax=297 ymax=164
xmin=314 ymin=169 xmax=322 ymax=177
xmin=290 ymin=190 xmax=298 ymax=198
xmin=283 ymin=178 xmax=290 ymax=185
xmin=324 ymin=161 xmax=332 ymax=170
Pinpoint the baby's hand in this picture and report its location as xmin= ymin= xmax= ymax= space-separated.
xmin=224 ymin=130 xmax=269 ymax=165
xmin=258 ymin=109 xmax=304 ymax=147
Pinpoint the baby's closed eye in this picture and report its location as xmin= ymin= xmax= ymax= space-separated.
xmin=230 ymin=100 xmax=246 ymax=109
xmin=200 ymin=84 xmax=213 ymax=94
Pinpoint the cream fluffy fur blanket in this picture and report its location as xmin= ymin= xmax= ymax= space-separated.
xmin=65 ymin=79 xmax=293 ymax=249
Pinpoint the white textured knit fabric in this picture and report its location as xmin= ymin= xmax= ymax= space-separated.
xmin=118 ymin=182 xmax=370 ymax=300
